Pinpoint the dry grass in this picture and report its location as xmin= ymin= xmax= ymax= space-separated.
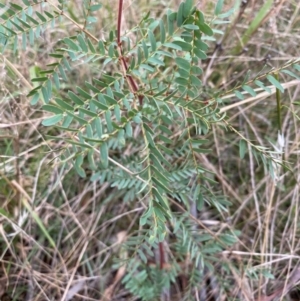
xmin=1 ymin=0 xmax=300 ymax=300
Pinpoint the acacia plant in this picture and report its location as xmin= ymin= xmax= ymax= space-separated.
xmin=1 ymin=0 xmax=300 ymax=300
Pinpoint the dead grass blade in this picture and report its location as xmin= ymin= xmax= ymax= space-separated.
xmin=100 ymin=231 xmax=127 ymax=301
xmin=256 ymin=266 xmax=300 ymax=301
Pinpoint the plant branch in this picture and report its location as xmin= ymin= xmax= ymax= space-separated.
xmin=46 ymin=0 xmax=98 ymax=42
xmin=117 ymin=0 xmax=123 ymax=45
xmin=116 ymin=0 xmax=143 ymax=106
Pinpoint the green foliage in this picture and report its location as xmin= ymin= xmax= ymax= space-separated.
xmin=1 ymin=0 xmax=300 ymax=299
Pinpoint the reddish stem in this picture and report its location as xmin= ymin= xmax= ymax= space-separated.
xmin=116 ymin=0 xmax=143 ymax=106
xmin=117 ymin=0 xmax=123 ymax=45
xmin=159 ymin=242 xmax=165 ymax=270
